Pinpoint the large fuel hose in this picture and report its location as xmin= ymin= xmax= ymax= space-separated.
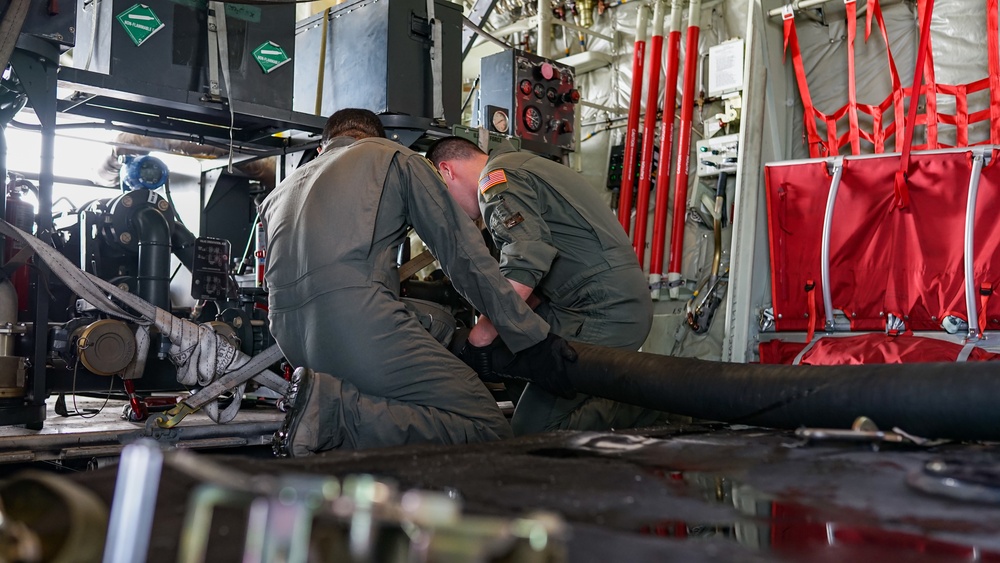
xmin=568 ymin=343 xmax=1000 ymax=441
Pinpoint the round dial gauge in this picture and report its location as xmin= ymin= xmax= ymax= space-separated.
xmin=546 ymin=87 xmax=558 ymax=103
xmin=533 ymin=83 xmax=545 ymax=98
xmin=519 ymin=79 xmax=533 ymax=96
xmin=491 ymin=109 xmax=510 ymax=133
xmin=523 ymin=106 xmax=543 ymax=132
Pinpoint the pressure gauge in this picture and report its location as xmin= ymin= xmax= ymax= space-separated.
xmin=533 ymin=83 xmax=545 ymax=99
xmin=546 ymin=87 xmax=558 ymax=103
xmin=519 ymin=79 xmax=533 ymax=96
xmin=491 ymin=109 xmax=510 ymax=133
xmin=523 ymin=106 xmax=543 ymax=132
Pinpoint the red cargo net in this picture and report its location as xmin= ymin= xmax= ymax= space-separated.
xmin=782 ymin=0 xmax=1000 ymax=159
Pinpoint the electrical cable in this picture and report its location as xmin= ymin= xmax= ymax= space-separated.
xmin=68 ymin=354 xmax=116 ymax=419
xmin=238 ymin=211 xmax=260 ymax=275
xmin=460 ymin=77 xmax=480 ymax=115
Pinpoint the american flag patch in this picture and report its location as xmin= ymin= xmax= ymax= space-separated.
xmin=478 ymin=169 xmax=508 ymax=194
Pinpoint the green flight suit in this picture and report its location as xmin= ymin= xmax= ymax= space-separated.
xmin=260 ymin=137 xmax=550 ymax=450
xmin=480 ymin=142 xmax=657 ymax=434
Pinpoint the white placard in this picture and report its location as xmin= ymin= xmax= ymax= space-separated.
xmin=708 ymin=39 xmax=745 ymax=98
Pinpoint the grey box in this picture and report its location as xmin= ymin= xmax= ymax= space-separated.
xmin=2 ymin=0 xmax=76 ymax=46
xmin=293 ymin=0 xmax=462 ymax=124
xmin=73 ymin=0 xmax=294 ymax=110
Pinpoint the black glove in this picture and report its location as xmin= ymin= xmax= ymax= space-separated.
xmin=458 ymin=339 xmax=508 ymax=383
xmin=498 ymin=333 xmax=578 ymax=399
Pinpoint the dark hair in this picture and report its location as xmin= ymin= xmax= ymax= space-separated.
xmin=321 ymin=108 xmax=386 ymax=147
xmin=425 ymin=136 xmax=486 ymax=168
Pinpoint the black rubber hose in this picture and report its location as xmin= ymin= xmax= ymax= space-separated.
xmin=569 ymin=343 xmax=1000 ymax=441
xmin=132 ymin=206 xmax=171 ymax=310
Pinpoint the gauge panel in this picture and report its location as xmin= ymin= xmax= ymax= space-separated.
xmin=479 ymin=49 xmax=578 ymax=154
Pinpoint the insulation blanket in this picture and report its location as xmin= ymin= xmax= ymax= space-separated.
xmin=764 ymin=148 xmax=1000 ymax=335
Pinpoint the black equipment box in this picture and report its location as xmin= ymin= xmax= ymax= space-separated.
xmin=293 ymin=0 xmax=462 ymax=125
xmin=190 ymin=237 xmax=231 ymax=301
xmin=479 ymin=49 xmax=578 ymax=156
xmin=72 ymin=0 xmax=295 ymax=111
xmin=2 ymin=0 xmax=76 ymax=46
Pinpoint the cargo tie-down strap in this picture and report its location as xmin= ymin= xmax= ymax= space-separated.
xmin=781 ymin=0 xmax=1000 ymax=174
xmin=0 ymin=219 xmax=287 ymax=427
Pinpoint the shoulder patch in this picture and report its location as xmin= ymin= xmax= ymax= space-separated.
xmin=478 ymin=169 xmax=508 ymax=195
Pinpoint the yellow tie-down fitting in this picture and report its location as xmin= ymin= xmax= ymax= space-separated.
xmin=146 ymin=402 xmax=197 ymax=431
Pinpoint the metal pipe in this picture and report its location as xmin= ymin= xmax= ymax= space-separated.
xmin=551 ymin=17 xmax=615 ymax=43
xmin=462 ymin=15 xmax=512 ymax=50
xmin=766 ymin=0 xmax=838 ymax=18
xmin=632 ymin=0 xmax=666 ymax=267
xmin=617 ymin=5 xmax=649 ymax=233
xmin=102 ymin=440 xmax=163 ymax=563
xmin=569 ymin=342 xmax=1000 ymax=441
xmin=964 ymin=150 xmax=988 ymax=340
xmin=133 ymin=206 xmax=172 ymax=310
xmin=819 ymin=158 xmax=843 ymax=332
xmin=648 ymin=0 xmax=684 ymax=298
xmin=537 ymin=0 xmax=551 ymax=58
xmin=171 ymin=220 xmax=197 ymax=272
xmin=665 ymin=0 xmax=702 ymax=299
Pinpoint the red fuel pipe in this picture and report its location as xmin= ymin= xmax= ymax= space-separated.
xmin=648 ymin=0 xmax=683 ymax=298
xmin=666 ymin=0 xmax=701 ymax=299
xmin=632 ymin=0 xmax=667 ymax=267
xmin=617 ymin=5 xmax=650 ymax=234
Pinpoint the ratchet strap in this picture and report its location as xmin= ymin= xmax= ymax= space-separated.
xmin=0 ymin=0 xmax=30 ymax=74
xmin=208 ymin=1 xmax=236 ymax=170
xmin=398 ymin=249 xmax=437 ymax=281
xmin=426 ymin=0 xmax=445 ymax=121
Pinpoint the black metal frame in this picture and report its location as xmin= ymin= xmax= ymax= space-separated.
xmin=0 ymin=30 xmax=326 ymax=428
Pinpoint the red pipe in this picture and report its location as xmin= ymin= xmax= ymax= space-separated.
xmin=617 ymin=7 xmax=650 ymax=234
xmin=649 ymin=0 xmax=684 ymax=296
xmin=666 ymin=0 xmax=702 ymax=298
xmin=632 ymin=0 xmax=667 ymax=267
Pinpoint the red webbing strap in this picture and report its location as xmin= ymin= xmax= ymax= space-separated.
xmin=867 ymin=0 xmax=906 ymax=152
xmin=783 ymin=6 xmax=825 ymax=157
xmin=988 ymin=0 xmax=1000 ymax=144
xmin=845 ymin=0 xmax=861 ymax=154
xmin=826 ymin=115 xmax=840 ymax=155
xmin=805 ymin=280 xmax=817 ymax=342
xmin=918 ymin=0 xmax=939 ymax=148
xmin=956 ymin=84 xmax=969 ymax=147
xmin=894 ymin=0 xmax=935 ymax=209
xmin=980 ymin=283 xmax=993 ymax=335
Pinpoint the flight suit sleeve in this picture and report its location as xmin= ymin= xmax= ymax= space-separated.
xmin=480 ymin=170 xmax=558 ymax=289
xmin=397 ymin=153 xmax=550 ymax=353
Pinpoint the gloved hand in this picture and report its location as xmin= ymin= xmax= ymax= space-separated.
xmin=458 ymin=338 xmax=508 ymax=383
xmin=498 ymin=333 xmax=578 ymax=399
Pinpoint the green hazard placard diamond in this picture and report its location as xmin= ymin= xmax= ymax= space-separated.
xmin=252 ymin=41 xmax=291 ymax=74
xmin=116 ymin=4 xmax=165 ymax=47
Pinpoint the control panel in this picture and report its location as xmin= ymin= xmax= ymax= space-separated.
xmin=479 ymin=49 xmax=579 ymax=156
xmin=695 ymin=134 xmax=739 ymax=177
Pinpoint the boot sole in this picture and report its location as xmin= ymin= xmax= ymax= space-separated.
xmin=273 ymin=368 xmax=315 ymax=457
